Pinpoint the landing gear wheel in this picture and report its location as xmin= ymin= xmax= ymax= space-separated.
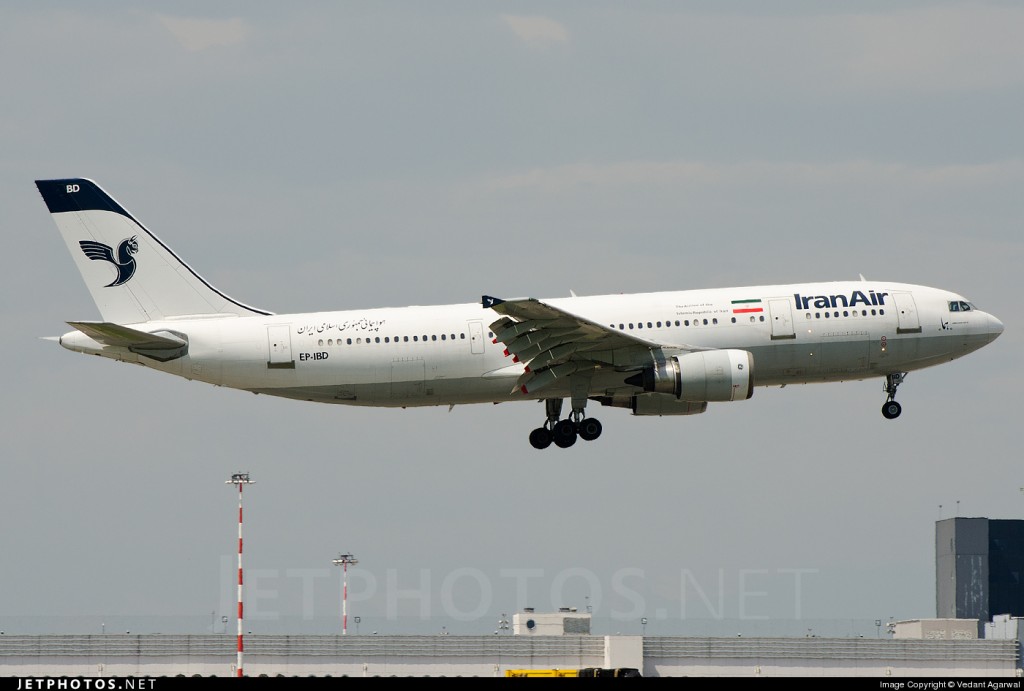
xmin=881 ymin=372 xmax=906 ymax=420
xmin=882 ymin=400 xmax=902 ymax=420
xmin=553 ymin=419 xmax=578 ymax=448
xmin=529 ymin=427 xmax=553 ymax=449
xmin=577 ymin=418 xmax=603 ymax=441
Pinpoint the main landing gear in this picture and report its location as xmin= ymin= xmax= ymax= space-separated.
xmin=881 ymin=372 xmax=906 ymax=420
xmin=529 ymin=398 xmax=603 ymax=449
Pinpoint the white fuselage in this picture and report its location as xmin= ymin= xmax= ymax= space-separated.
xmin=59 ymin=281 xmax=1003 ymax=409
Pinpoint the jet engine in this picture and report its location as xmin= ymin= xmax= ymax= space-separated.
xmin=625 ymin=349 xmax=754 ymax=402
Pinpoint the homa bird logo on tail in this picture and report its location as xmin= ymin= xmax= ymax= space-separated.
xmin=79 ymin=236 xmax=138 ymax=286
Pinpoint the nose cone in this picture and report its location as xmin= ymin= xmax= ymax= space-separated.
xmin=988 ymin=313 xmax=1004 ymax=340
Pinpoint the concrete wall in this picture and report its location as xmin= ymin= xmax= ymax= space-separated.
xmin=0 ymin=635 xmax=1017 ymax=678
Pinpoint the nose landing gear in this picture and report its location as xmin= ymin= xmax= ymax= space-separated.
xmin=881 ymin=372 xmax=906 ymax=419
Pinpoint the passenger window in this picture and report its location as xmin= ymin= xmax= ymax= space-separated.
xmin=413 ymin=336 xmax=418 ymax=342
xmin=629 ymin=323 xmax=634 ymax=329
xmin=441 ymin=334 xmax=446 ymax=341
xmin=431 ymin=335 xmax=437 ymax=341
xmin=712 ymin=318 xmax=718 ymax=325
xmin=460 ymin=333 xmax=466 ymax=339
xmin=347 ymin=338 xmax=353 ymax=345
xmin=731 ymin=317 xmax=736 ymax=323
xmin=657 ymin=321 xmax=662 ymax=328
xmin=647 ymin=322 xmax=653 ymax=328
xmin=824 ymin=312 xmax=830 ymax=319
xmin=375 ymin=337 xmax=381 ymax=343
xmin=702 ymin=319 xmax=708 ymax=325
xmin=879 ymin=309 xmax=885 ymax=315
xmin=674 ymin=320 xmax=680 ymax=326
xmin=637 ymin=322 xmax=643 ymax=329
xmin=843 ymin=311 xmax=849 ymax=317
xmin=759 ymin=316 xmax=765 ymax=322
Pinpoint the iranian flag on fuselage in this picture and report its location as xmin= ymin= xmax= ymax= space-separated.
xmin=731 ymin=298 xmax=763 ymax=314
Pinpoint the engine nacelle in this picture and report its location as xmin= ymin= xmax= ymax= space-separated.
xmin=631 ymin=395 xmax=707 ymax=416
xmin=626 ymin=349 xmax=754 ymax=402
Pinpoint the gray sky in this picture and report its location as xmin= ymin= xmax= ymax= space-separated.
xmin=2 ymin=1 xmax=1021 ymax=637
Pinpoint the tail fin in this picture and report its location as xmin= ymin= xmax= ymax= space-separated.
xmin=36 ymin=178 xmax=271 ymax=324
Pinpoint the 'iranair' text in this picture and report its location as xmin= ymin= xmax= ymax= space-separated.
xmin=793 ymin=290 xmax=888 ymax=310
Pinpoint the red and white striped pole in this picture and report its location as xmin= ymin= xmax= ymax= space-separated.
xmin=332 ymin=553 xmax=358 ymax=635
xmin=227 ymin=473 xmax=254 ymax=677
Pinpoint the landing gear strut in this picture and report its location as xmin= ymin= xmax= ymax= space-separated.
xmin=529 ymin=398 xmax=603 ymax=449
xmin=881 ymin=372 xmax=906 ymax=420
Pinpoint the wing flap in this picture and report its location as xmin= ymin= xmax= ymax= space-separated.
xmin=482 ymin=295 xmax=684 ymax=394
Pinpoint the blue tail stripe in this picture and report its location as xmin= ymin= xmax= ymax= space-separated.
xmin=35 ymin=179 xmax=134 ymax=219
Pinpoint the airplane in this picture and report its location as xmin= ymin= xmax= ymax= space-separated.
xmin=36 ymin=178 xmax=1004 ymax=449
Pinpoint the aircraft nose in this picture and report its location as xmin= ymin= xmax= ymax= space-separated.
xmin=987 ymin=313 xmax=1004 ymax=340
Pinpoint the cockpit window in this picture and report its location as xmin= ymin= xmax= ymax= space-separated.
xmin=948 ymin=300 xmax=974 ymax=312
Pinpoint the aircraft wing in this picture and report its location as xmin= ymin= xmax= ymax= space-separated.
xmin=482 ymin=295 xmax=699 ymax=395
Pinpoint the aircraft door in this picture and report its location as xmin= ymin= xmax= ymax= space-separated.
xmin=767 ymin=298 xmax=796 ymax=340
xmin=267 ymin=325 xmax=295 ymax=369
xmin=892 ymin=292 xmax=922 ymax=334
xmin=468 ymin=320 xmax=485 ymax=354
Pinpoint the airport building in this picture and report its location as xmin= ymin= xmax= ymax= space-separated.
xmin=937 ymin=517 xmax=1024 ymax=622
xmin=0 ymin=610 xmax=1019 ymax=678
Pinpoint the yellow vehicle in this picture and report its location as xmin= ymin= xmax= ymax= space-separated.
xmin=504 ymin=667 xmax=641 ymax=677
xmin=504 ymin=669 xmax=579 ymax=677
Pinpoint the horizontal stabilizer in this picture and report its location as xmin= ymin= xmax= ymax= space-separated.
xmin=68 ymin=321 xmax=185 ymax=349
xmin=67 ymin=321 xmax=188 ymax=362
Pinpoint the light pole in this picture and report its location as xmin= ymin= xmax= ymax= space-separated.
xmin=332 ymin=553 xmax=358 ymax=635
xmin=354 ymin=616 xmax=361 ymax=635
xmin=225 ymin=472 xmax=254 ymax=678
xmin=641 ymin=617 xmax=648 ymax=637
xmin=497 ymin=613 xmax=510 ymax=635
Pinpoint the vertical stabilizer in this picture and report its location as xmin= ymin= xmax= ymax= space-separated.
xmin=36 ymin=178 xmax=271 ymax=324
